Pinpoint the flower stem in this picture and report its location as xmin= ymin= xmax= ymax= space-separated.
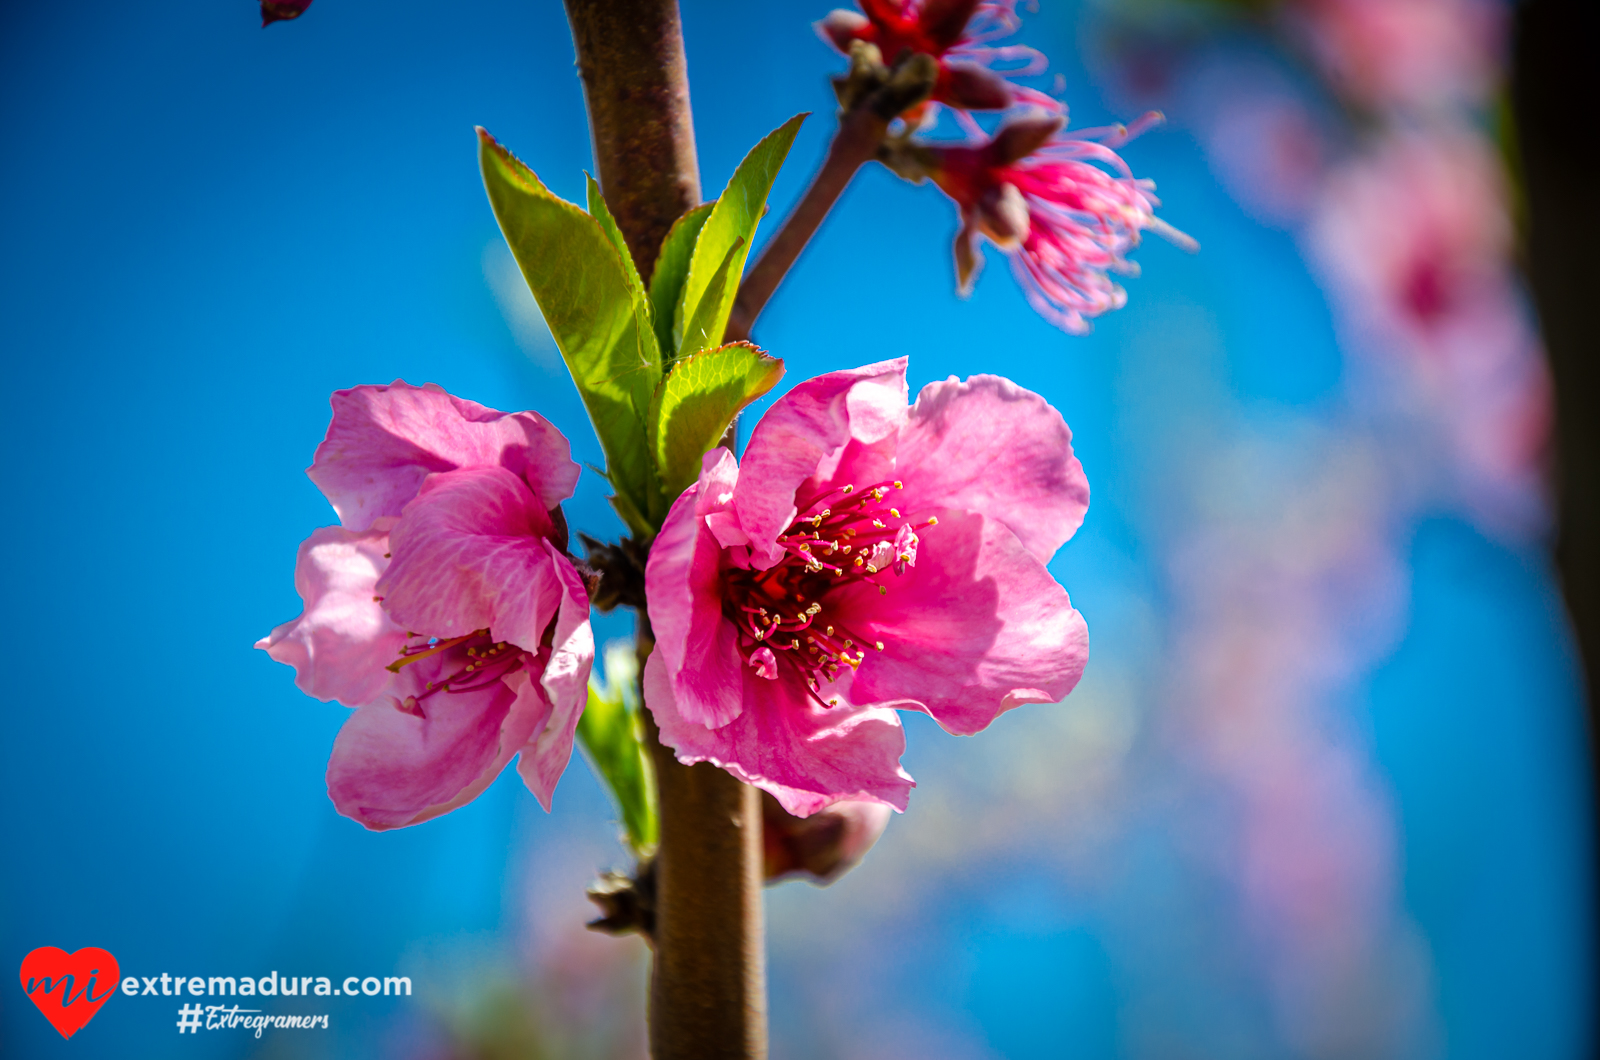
xmin=725 ymin=105 xmax=889 ymax=343
xmin=562 ymin=2 xmax=768 ymax=1055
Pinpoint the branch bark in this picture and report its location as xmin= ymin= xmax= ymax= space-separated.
xmin=563 ymin=0 xmax=701 ymax=279
xmin=562 ymin=3 xmax=768 ymax=1056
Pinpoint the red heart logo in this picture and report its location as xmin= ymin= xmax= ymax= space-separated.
xmin=19 ymin=947 xmax=121 ymax=1039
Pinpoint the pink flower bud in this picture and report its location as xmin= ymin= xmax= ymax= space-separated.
xmin=763 ymin=792 xmax=892 ymax=885
xmin=260 ymin=0 xmax=313 ymax=26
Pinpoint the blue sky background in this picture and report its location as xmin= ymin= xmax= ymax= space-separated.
xmin=1 ymin=1 xmax=1591 ymax=1057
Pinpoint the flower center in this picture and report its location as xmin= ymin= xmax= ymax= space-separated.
xmin=387 ymin=629 xmax=525 ymax=714
xmin=722 ymin=479 xmax=935 ymax=703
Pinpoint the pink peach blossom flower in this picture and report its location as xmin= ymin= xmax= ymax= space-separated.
xmin=918 ymin=111 xmax=1193 ymax=333
xmin=817 ymin=0 xmax=1058 ymax=114
xmin=642 ymin=358 xmax=1090 ymax=817
xmin=1285 ymin=0 xmax=1501 ymax=112
xmin=257 ymin=382 xmax=594 ymax=830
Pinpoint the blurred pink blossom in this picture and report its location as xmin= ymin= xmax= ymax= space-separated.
xmin=258 ymin=382 xmax=593 ymax=829
xmin=1284 ymin=0 xmax=1502 ymax=111
xmin=1311 ymin=130 xmax=1551 ymax=532
xmin=643 ymin=358 xmax=1090 ymax=816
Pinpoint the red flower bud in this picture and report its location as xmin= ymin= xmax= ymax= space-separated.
xmin=261 ymin=0 xmax=313 ymax=26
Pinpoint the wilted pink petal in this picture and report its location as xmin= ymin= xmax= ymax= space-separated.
xmin=922 ymin=111 xmax=1194 ymax=333
xmin=644 ymin=359 xmax=1089 ymax=815
xmin=309 ymin=380 xmax=579 ymax=532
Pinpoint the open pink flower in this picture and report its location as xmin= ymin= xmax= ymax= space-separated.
xmin=257 ymin=382 xmax=593 ymax=830
xmin=921 ymin=111 xmax=1194 ymax=333
xmin=642 ymin=358 xmax=1089 ymax=817
xmin=817 ymin=0 xmax=1058 ymax=114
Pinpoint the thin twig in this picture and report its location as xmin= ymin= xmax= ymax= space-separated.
xmin=725 ymin=105 xmax=888 ymax=343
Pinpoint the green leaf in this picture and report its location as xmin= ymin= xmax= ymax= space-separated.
xmin=586 ymin=173 xmax=648 ymax=301
xmin=577 ymin=643 xmax=657 ymax=854
xmin=677 ymin=237 xmax=744 ymax=364
xmin=676 ymin=113 xmax=807 ymax=358
xmin=648 ymin=342 xmax=785 ymax=500
xmin=478 ymin=129 xmax=661 ymax=534
xmin=648 ymin=201 xmax=715 ymax=361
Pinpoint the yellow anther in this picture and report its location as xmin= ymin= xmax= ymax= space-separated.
xmin=889 ymin=508 xmax=900 ymax=517
xmin=826 ymin=626 xmax=835 ymax=636
xmin=842 ymin=484 xmax=854 ymax=493
xmin=926 ymin=515 xmax=939 ymax=526
xmin=875 ymin=641 xmax=885 ymax=651
xmin=893 ymin=481 xmax=903 ymax=489
xmin=872 ymin=519 xmax=886 ymax=528
xmin=865 ymin=564 xmax=878 ymax=574
xmin=879 ymin=585 xmax=888 ymax=595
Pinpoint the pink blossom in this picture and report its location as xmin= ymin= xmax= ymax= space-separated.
xmin=257 ymin=382 xmax=593 ymax=830
xmin=1285 ymin=0 xmax=1501 ymax=111
xmin=816 ymin=0 xmax=1058 ymax=114
xmin=917 ymin=111 xmax=1194 ymax=333
xmin=642 ymin=358 xmax=1090 ymax=817
xmin=1309 ymin=129 xmax=1551 ymax=534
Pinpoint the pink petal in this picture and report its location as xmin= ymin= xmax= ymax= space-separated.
xmin=645 ymin=484 xmax=746 ymax=729
xmin=325 ymin=644 xmax=549 ymax=830
xmin=842 ymin=508 xmax=1089 ymax=735
xmin=735 ymin=359 xmax=909 ymax=562
xmin=255 ymin=523 xmax=409 ymax=706
xmin=308 ymin=381 xmax=580 ymax=532
xmin=895 ymin=374 xmax=1089 ymax=563
xmin=513 ymin=557 xmax=596 ymax=809
xmin=644 ymin=652 xmax=914 ymax=818
xmin=376 ymin=467 xmax=566 ymax=651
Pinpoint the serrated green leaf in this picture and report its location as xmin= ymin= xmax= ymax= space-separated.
xmin=649 ymin=342 xmax=785 ymax=500
xmin=577 ymin=643 xmax=657 ymax=854
xmin=649 ymin=202 xmax=715 ymax=361
xmin=676 ymin=113 xmax=807 ymax=358
xmin=478 ymin=129 xmax=662 ymax=527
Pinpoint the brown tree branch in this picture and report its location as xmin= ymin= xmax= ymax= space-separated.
xmin=562 ymin=3 xmax=768 ymax=1056
xmin=563 ymin=0 xmax=701 ymax=280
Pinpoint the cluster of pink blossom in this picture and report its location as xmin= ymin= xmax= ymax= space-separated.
xmin=824 ymin=0 xmax=1191 ymax=332
xmin=260 ymin=363 xmax=1091 ymax=829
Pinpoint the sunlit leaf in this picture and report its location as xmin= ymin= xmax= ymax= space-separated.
xmin=478 ymin=129 xmax=660 ymax=536
xmin=676 ymin=114 xmax=807 ymax=358
xmin=649 ymin=342 xmax=785 ymax=501
xmin=649 ymin=201 xmax=715 ymax=362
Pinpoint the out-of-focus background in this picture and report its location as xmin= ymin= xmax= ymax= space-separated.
xmin=2 ymin=0 xmax=1592 ymax=1056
